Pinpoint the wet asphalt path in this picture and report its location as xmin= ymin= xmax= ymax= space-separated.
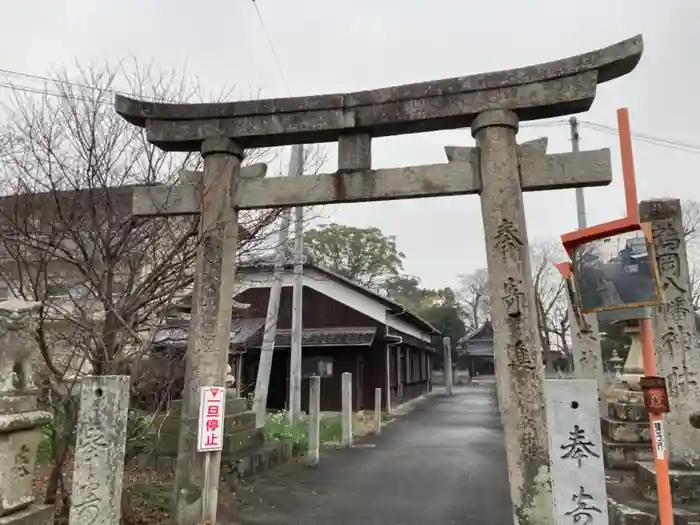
xmin=228 ymin=385 xmax=512 ymax=525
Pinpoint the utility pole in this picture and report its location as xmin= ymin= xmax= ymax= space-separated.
xmin=570 ymin=116 xmax=587 ymax=228
xmin=288 ymin=144 xmax=305 ymax=421
xmin=252 ymin=167 xmax=294 ymax=428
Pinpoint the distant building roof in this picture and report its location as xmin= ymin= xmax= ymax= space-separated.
xmin=456 ymin=322 xmax=494 ymax=357
xmin=457 ymin=321 xmax=493 ymax=345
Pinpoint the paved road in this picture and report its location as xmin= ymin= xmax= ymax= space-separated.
xmin=227 ymin=385 xmax=512 ymax=525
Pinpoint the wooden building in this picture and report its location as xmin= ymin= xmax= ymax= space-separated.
xmin=456 ymin=322 xmax=495 ymax=377
xmin=154 ymin=261 xmax=439 ymax=413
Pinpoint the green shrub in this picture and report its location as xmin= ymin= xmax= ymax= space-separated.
xmin=319 ymin=417 xmax=342 ymax=446
xmin=263 ymin=411 xmax=343 ymax=455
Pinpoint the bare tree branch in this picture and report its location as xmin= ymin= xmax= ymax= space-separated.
xmin=456 ymin=268 xmax=490 ymax=331
xmin=0 ymin=60 xmax=326 ymax=515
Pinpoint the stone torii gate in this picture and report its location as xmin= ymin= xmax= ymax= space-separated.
xmin=116 ymin=35 xmax=643 ymax=525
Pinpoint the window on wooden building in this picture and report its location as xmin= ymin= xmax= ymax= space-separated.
xmin=302 ymin=357 xmax=333 ymax=378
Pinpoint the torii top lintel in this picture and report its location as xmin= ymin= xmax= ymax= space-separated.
xmin=115 ymin=35 xmax=642 ymax=152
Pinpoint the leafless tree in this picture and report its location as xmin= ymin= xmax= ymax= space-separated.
xmin=457 ymin=242 xmax=569 ymax=360
xmin=530 ymin=239 xmax=570 ymax=366
xmin=682 ymin=199 xmax=700 ymax=240
xmin=0 ymin=61 xmax=324 ymax=517
xmin=687 ymin=246 xmax=700 ymax=312
xmin=456 ymin=268 xmax=490 ymax=331
xmin=681 ymin=199 xmax=700 ymax=311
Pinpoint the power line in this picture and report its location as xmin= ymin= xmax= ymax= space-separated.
xmin=0 ymin=67 xmax=111 ymax=96
xmin=250 ymin=0 xmax=292 ymax=96
xmin=0 ymin=62 xmax=699 ymax=155
xmin=0 ymin=80 xmax=96 ymax=104
xmin=521 ymin=120 xmax=569 ymax=128
xmin=579 ymin=120 xmax=700 ymax=154
xmin=0 ymin=66 xmax=175 ymax=104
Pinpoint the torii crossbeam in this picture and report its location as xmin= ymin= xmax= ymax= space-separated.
xmin=116 ymin=35 xmax=643 ymax=525
xmin=116 ymin=36 xmax=641 ymax=151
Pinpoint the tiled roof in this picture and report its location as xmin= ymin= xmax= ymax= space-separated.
xmin=153 ymin=317 xmax=267 ymax=346
xmin=245 ymin=327 xmax=377 ymax=348
xmin=153 ymin=319 xmax=377 ymax=349
xmin=457 ymin=321 xmax=493 ymax=345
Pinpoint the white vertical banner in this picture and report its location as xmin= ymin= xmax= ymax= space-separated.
xmin=652 ymin=419 xmax=667 ymax=460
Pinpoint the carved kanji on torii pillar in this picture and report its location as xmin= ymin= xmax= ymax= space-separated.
xmin=116 ymin=35 xmax=643 ymax=525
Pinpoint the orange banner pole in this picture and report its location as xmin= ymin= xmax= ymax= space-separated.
xmin=617 ymin=108 xmax=674 ymax=525
xmin=617 ymin=108 xmax=640 ymax=223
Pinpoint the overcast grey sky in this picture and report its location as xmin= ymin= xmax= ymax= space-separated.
xmin=3 ymin=1 xmax=698 ymax=289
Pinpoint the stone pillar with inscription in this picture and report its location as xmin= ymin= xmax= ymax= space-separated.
xmin=473 ymin=109 xmax=553 ymax=525
xmin=640 ymin=199 xmax=700 ymax=468
xmin=637 ymin=199 xmax=700 ymax=504
xmin=175 ymin=138 xmax=243 ymax=525
xmin=568 ymin=300 xmax=606 ymax=414
xmin=0 ymin=299 xmax=53 ymax=525
xmin=69 ymin=376 xmax=130 ymax=525
xmin=546 ymin=379 xmax=608 ymax=525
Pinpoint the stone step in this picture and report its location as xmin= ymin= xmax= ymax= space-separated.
xmin=636 ymin=461 xmax=700 ymax=505
xmin=226 ymin=411 xmax=256 ymax=434
xmin=608 ymin=497 xmax=700 ymax=525
xmin=601 ymin=416 xmax=650 ymax=443
xmin=222 ymin=439 xmax=294 ymax=491
xmin=141 ymin=409 xmax=257 ymax=453
xmin=224 ymin=427 xmax=264 ymax=454
xmin=612 ymin=388 xmax=645 ymax=405
xmin=607 ymin=475 xmax=700 ymax=525
xmin=608 ymin=401 xmax=648 ymax=422
xmin=168 ymin=394 xmax=247 ymax=416
xmin=603 ymin=438 xmax=652 ymax=470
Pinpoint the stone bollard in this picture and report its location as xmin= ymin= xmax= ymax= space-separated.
xmin=0 ymin=299 xmax=53 ymax=524
xmin=341 ymin=373 xmax=353 ymax=447
xmin=307 ymin=376 xmax=321 ymax=466
xmin=69 ymin=376 xmax=130 ymax=525
xmin=443 ymin=337 xmax=453 ymax=396
xmin=374 ymin=388 xmax=382 ymax=435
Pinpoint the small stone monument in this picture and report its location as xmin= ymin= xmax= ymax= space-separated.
xmin=546 ymin=379 xmax=609 ymax=525
xmin=69 ymin=376 xmax=130 ymax=525
xmin=0 ymin=299 xmax=53 ymax=524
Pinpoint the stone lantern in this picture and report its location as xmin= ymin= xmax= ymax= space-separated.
xmin=0 ymin=299 xmax=53 ymax=524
